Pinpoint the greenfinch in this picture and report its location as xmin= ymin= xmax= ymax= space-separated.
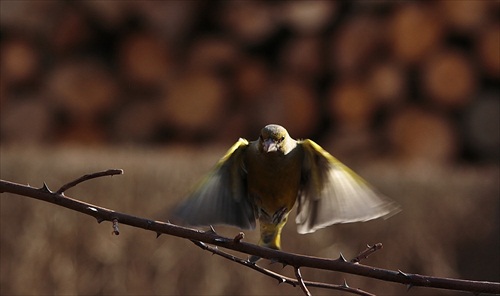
xmin=173 ymin=124 xmax=400 ymax=261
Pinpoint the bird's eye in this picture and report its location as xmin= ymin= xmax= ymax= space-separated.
xmin=279 ymin=136 xmax=285 ymax=142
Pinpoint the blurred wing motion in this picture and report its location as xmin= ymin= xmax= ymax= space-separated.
xmin=296 ymin=139 xmax=401 ymax=234
xmin=172 ymin=138 xmax=256 ymax=229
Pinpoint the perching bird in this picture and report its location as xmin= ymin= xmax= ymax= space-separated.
xmin=173 ymin=124 xmax=400 ymax=260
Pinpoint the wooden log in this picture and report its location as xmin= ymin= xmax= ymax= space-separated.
xmin=439 ymin=0 xmax=489 ymax=32
xmin=387 ymin=106 xmax=457 ymax=165
xmin=366 ymin=62 xmax=407 ymax=107
xmin=219 ymin=1 xmax=276 ymax=45
xmin=421 ymin=50 xmax=476 ymax=109
xmin=185 ymin=36 xmax=238 ymax=73
xmin=280 ymin=36 xmax=323 ymax=82
xmin=0 ymin=38 xmax=39 ymax=85
xmin=118 ymin=33 xmax=171 ymax=87
xmin=47 ymin=60 xmax=118 ymax=122
xmin=50 ymin=8 xmax=93 ymax=54
xmin=161 ymin=73 xmax=227 ymax=134
xmin=274 ymin=78 xmax=319 ymax=138
xmin=477 ymin=23 xmax=500 ymax=79
xmin=234 ymin=57 xmax=270 ymax=101
xmin=328 ymin=80 xmax=377 ymax=132
xmin=280 ymin=1 xmax=337 ymax=34
xmin=390 ymin=4 xmax=443 ymax=64
xmin=330 ymin=15 xmax=382 ymax=74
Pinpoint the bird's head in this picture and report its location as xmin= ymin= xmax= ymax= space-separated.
xmin=258 ymin=124 xmax=295 ymax=155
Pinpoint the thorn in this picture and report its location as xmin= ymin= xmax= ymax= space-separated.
xmin=204 ymin=228 xmax=216 ymax=235
xmin=277 ymin=277 xmax=287 ymax=285
xmin=406 ymin=283 xmax=413 ymax=291
xmin=88 ymin=207 xmax=102 ymax=223
xmin=342 ymin=279 xmax=349 ymax=288
xmin=156 ymin=232 xmax=162 ymax=238
xmin=40 ymin=182 xmax=52 ymax=193
xmin=208 ymin=225 xmax=217 ymax=234
xmin=249 ymin=255 xmax=260 ymax=263
xmin=337 ymin=252 xmax=347 ymax=262
xmin=398 ymin=269 xmax=410 ymax=279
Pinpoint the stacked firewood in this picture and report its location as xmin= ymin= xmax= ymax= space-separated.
xmin=1 ymin=1 xmax=498 ymax=164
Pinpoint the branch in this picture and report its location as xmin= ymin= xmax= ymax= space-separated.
xmin=56 ymin=169 xmax=123 ymax=194
xmin=1 ymin=173 xmax=499 ymax=295
xmin=350 ymin=243 xmax=383 ymax=264
xmin=190 ymin=239 xmax=374 ymax=296
xmin=294 ymin=267 xmax=311 ymax=296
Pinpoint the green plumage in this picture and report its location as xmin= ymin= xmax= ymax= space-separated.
xmin=172 ymin=124 xmax=401 ymax=260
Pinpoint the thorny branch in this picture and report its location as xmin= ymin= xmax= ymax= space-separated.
xmin=56 ymin=169 xmax=123 ymax=194
xmin=351 ymin=243 xmax=383 ymax=264
xmin=190 ymin=240 xmax=374 ymax=296
xmin=1 ymin=171 xmax=499 ymax=295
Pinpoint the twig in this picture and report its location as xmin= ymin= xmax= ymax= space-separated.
xmin=1 ymin=175 xmax=499 ymax=295
xmin=190 ymin=240 xmax=374 ymax=296
xmin=56 ymin=169 xmax=123 ymax=194
xmin=190 ymin=240 xmax=294 ymax=286
xmin=351 ymin=243 xmax=383 ymax=263
xmin=294 ymin=267 xmax=312 ymax=296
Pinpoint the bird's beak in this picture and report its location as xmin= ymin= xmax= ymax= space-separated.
xmin=262 ymin=139 xmax=278 ymax=153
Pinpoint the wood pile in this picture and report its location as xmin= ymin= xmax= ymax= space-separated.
xmin=1 ymin=1 xmax=498 ymax=164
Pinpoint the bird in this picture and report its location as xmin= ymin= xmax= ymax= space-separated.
xmin=172 ymin=124 xmax=400 ymax=261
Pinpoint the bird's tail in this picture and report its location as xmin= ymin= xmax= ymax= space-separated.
xmin=248 ymin=220 xmax=286 ymax=262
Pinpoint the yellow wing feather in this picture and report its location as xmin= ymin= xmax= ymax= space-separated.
xmin=172 ymin=138 xmax=256 ymax=229
xmin=296 ymin=139 xmax=401 ymax=234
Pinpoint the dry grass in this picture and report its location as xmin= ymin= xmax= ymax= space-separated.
xmin=1 ymin=145 xmax=498 ymax=295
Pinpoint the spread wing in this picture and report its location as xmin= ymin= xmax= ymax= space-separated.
xmin=296 ymin=139 xmax=401 ymax=234
xmin=172 ymin=138 xmax=256 ymax=229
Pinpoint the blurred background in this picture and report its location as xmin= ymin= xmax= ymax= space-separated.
xmin=1 ymin=1 xmax=499 ymax=295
